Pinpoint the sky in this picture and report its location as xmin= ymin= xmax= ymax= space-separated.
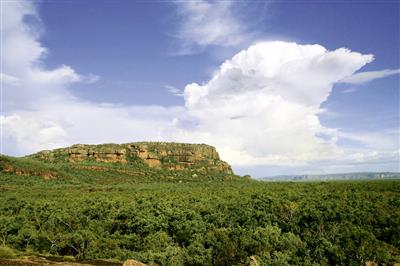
xmin=1 ymin=0 xmax=399 ymax=177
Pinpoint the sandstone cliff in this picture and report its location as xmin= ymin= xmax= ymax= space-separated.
xmin=28 ymin=142 xmax=233 ymax=175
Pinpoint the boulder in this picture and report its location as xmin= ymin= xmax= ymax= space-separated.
xmin=123 ymin=259 xmax=147 ymax=266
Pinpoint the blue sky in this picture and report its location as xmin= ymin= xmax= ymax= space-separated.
xmin=1 ymin=0 xmax=399 ymax=176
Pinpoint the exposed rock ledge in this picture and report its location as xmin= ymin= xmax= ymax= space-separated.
xmin=28 ymin=142 xmax=233 ymax=174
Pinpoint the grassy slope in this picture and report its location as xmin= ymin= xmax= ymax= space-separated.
xmin=0 ymin=154 xmax=238 ymax=184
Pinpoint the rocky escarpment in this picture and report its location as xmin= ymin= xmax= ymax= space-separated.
xmin=27 ymin=142 xmax=233 ymax=174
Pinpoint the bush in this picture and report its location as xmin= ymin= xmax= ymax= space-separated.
xmin=0 ymin=245 xmax=17 ymax=259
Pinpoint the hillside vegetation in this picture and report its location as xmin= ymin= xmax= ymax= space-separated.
xmin=0 ymin=142 xmax=238 ymax=183
xmin=0 ymin=143 xmax=399 ymax=265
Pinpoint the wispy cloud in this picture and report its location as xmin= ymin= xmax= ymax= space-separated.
xmin=165 ymin=85 xmax=183 ymax=97
xmin=172 ymin=0 xmax=263 ymax=54
xmin=338 ymin=128 xmax=399 ymax=150
xmin=340 ymin=87 xmax=357 ymax=94
xmin=340 ymin=69 xmax=400 ymax=84
xmin=1 ymin=73 xmax=21 ymax=86
xmin=81 ymin=74 xmax=101 ymax=84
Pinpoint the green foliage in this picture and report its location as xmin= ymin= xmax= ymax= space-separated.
xmin=0 ymin=245 xmax=17 ymax=259
xmin=0 ymin=154 xmax=240 ymax=184
xmin=0 ymin=164 xmax=399 ymax=265
xmin=0 ymin=155 xmax=69 ymax=179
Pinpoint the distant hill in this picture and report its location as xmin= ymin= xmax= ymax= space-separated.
xmin=260 ymin=172 xmax=400 ymax=181
xmin=0 ymin=142 xmax=239 ymax=182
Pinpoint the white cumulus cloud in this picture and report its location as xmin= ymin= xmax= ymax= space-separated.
xmin=178 ymin=41 xmax=375 ymax=166
xmin=1 ymin=1 xmax=99 ymax=112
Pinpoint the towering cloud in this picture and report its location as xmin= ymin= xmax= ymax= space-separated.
xmin=179 ymin=42 xmax=374 ymax=165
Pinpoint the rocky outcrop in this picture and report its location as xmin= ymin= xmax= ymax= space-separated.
xmin=28 ymin=142 xmax=233 ymax=174
xmin=123 ymin=259 xmax=147 ymax=266
xmin=67 ymin=144 xmax=127 ymax=163
xmin=249 ymin=255 xmax=260 ymax=266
